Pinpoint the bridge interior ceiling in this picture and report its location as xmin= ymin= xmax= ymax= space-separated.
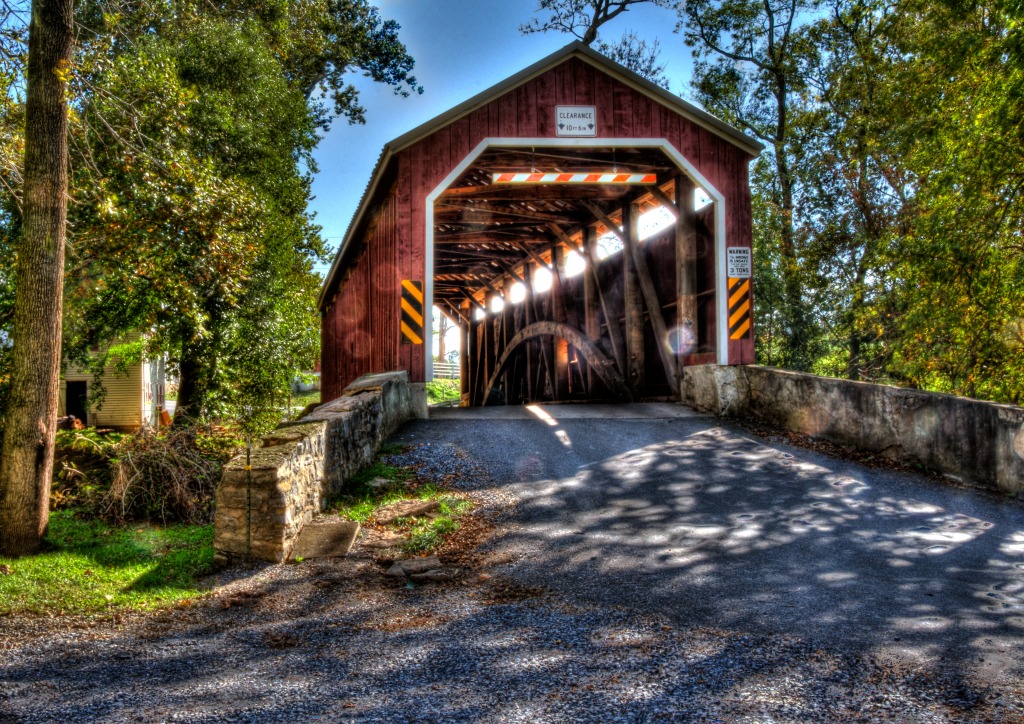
xmin=433 ymin=145 xmax=718 ymax=407
xmin=434 ymin=148 xmax=672 ymax=293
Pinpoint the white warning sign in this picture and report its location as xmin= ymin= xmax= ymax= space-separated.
xmin=727 ymin=248 xmax=751 ymax=278
xmin=555 ymin=105 xmax=597 ymax=137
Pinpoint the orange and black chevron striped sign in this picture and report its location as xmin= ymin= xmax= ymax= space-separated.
xmin=400 ymin=279 xmax=424 ymax=345
xmin=728 ymin=277 xmax=752 ymax=340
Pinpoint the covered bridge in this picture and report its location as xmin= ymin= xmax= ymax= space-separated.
xmin=319 ymin=42 xmax=761 ymax=406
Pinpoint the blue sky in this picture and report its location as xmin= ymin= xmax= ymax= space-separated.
xmin=308 ymin=0 xmax=699 ymax=266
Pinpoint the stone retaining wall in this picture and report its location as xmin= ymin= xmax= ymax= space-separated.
xmin=213 ymin=371 xmax=427 ymax=564
xmin=681 ymin=365 xmax=1024 ymax=495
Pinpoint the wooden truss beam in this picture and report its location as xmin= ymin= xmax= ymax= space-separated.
xmin=482 ymin=321 xmax=631 ymax=404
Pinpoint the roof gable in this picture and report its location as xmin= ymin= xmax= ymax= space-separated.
xmin=388 ymin=41 xmax=762 ymax=157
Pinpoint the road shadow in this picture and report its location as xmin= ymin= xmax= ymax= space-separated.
xmin=402 ymin=413 xmax=1024 ymax=685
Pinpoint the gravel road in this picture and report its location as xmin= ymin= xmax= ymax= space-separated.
xmin=2 ymin=403 xmax=1023 ymax=722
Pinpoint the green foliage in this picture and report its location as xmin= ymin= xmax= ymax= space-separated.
xmin=681 ymin=0 xmax=822 ymax=371
xmin=0 ymin=0 xmax=420 ymax=430
xmin=0 ymin=510 xmax=214 ymax=614
xmin=404 ymin=516 xmax=459 ymax=554
xmin=682 ymin=0 xmax=1024 ymax=404
xmin=55 ymin=428 xmax=127 ymax=453
xmin=882 ymin=0 xmax=1024 ymax=403
xmin=65 ymin=14 xmax=325 ymax=429
xmin=426 ymin=378 xmax=461 ymax=405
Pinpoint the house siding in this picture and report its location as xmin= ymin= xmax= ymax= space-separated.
xmin=61 ymin=339 xmax=144 ymax=430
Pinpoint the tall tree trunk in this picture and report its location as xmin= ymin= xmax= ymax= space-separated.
xmin=174 ymin=339 xmax=203 ymax=425
xmin=436 ymin=313 xmax=449 ymax=363
xmin=0 ymin=0 xmax=75 ymax=557
xmin=773 ymin=80 xmax=811 ymax=370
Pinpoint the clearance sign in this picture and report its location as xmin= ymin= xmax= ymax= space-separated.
xmin=555 ymin=105 xmax=596 ymax=137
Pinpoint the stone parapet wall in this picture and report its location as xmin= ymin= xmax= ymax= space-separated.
xmin=681 ymin=365 xmax=1024 ymax=495
xmin=214 ymin=371 xmax=427 ymax=564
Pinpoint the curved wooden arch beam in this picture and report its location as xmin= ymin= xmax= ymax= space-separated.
xmin=482 ymin=321 xmax=632 ymax=404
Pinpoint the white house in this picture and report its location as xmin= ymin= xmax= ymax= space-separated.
xmin=59 ymin=337 xmax=166 ymax=431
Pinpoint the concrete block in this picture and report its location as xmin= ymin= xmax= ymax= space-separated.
xmin=680 ymin=364 xmax=1024 ymax=495
xmin=289 ymin=519 xmax=360 ymax=560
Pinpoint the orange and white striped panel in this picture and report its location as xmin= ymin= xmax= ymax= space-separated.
xmin=492 ymin=172 xmax=657 ymax=185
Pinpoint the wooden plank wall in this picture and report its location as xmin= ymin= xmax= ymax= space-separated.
xmin=322 ymin=56 xmax=756 ymax=399
xmin=321 ymin=195 xmax=401 ymax=401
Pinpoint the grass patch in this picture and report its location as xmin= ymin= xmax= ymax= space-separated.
xmin=402 ymin=498 xmax=472 ymax=553
xmin=378 ymin=442 xmax=412 ymax=456
xmin=350 ymin=461 xmax=415 ymax=487
xmin=0 ymin=510 xmax=214 ymax=615
xmin=426 ymin=379 xmax=460 ymax=405
xmin=332 ymin=461 xmax=422 ymax=524
xmin=291 ymin=389 xmax=321 ymax=405
xmin=405 ymin=516 xmax=459 ymax=553
xmin=331 ymin=446 xmax=473 ymax=553
xmin=289 ymin=388 xmax=321 ymax=415
xmin=332 ymin=481 xmax=444 ymax=524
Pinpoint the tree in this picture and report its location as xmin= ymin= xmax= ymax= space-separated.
xmin=796 ymin=0 xmax=912 ymax=380
xmin=678 ymin=0 xmax=821 ymax=370
xmin=62 ymin=0 xmax=420 ymax=425
xmin=885 ymin=0 xmax=1024 ymax=402
xmin=522 ymin=0 xmax=673 ymax=86
xmin=0 ymin=0 xmax=74 ymax=555
xmin=435 ymin=310 xmax=452 ymax=364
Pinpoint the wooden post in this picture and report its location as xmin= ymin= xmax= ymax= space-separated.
xmin=583 ymin=226 xmax=601 ymax=394
xmin=512 ymin=279 xmax=526 ymax=403
xmin=676 ymin=176 xmax=698 ymax=390
xmin=579 ymin=202 xmax=627 ymax=376
xmin=468 ymin=312 xmax=479 ymax=406
xmin=502 ymin=277 xmax=515 ymax=404
xmin=624 ymin=210 xmax=678 ymax=389
xmin=535 ymin=264 xmax=555 ymax=400
xmin=552 ymin=245 xmax=570 ymax=400
xmin=622 ymin=202 xmax=645 ymax=393
xmin=483 ymin=292 xmax=494 ymax=405
xmin=460 ymin=299 xmax=470 ymax=406
xmin=524 ymin=261 xmax=535 ymax=402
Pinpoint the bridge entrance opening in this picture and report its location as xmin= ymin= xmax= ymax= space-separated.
xmin=431 ymin=143 xmax=720 ymax=406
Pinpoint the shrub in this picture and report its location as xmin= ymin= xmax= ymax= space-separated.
xmin=54 ymin=426 xmax=239 ymax=525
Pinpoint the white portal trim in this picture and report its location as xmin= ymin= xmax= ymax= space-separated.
xmin=424 ymin=137 xmax=732 ymax=381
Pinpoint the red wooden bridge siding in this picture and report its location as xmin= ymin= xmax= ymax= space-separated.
xmin=321 ymin=195 xmax=402 ymax=402
xmin=321 ymin=55 xmax=757 ymax=400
